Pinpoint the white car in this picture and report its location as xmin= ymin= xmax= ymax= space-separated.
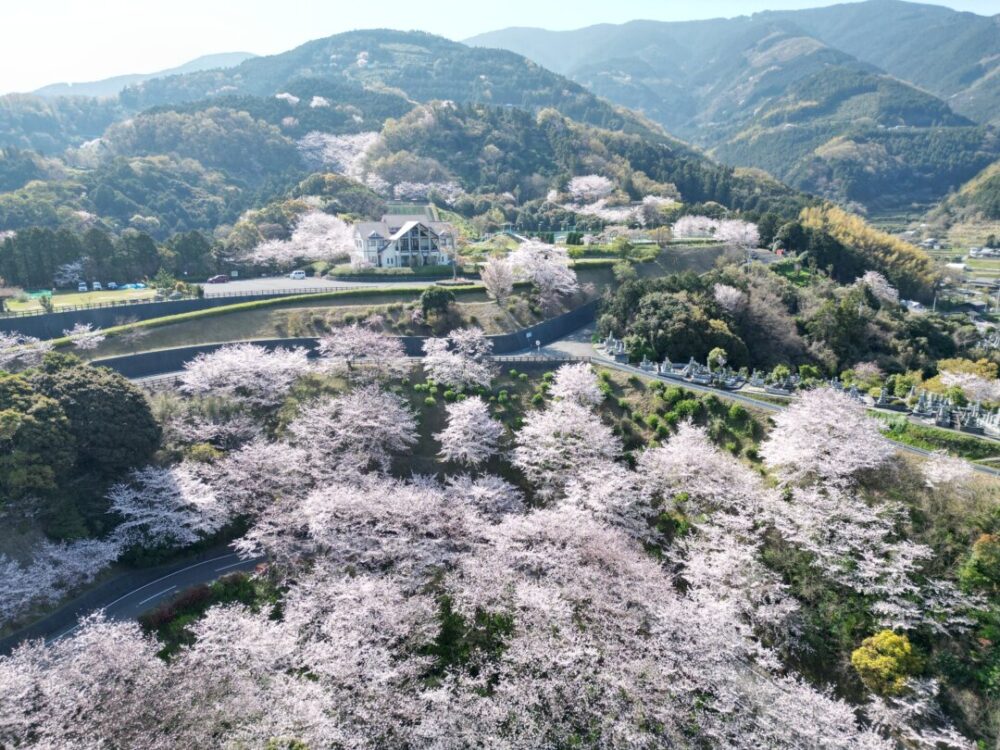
xmin=92 ymin=281 xmax=103 ymax=291
xmin=289 ymin=270 xmax=307 ymax=280
xmin=77 ymin=282 xmax=88 ymax=292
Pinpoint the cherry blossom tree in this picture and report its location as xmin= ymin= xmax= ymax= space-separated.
xmin=716 ymin=219 xmax=760 ymax=254
xmin=921 ymin=450 xmax=974 ymax=490
xmin=287 ymin=385 xmax=418 ymax=473
xmin=0 ymin=539 xmax=121 ymax=625
xmin=179 ymin=343 xmax=309 ymax=408
xmin=107 ymin=463 xmax=232 ymax=547
xmin=296 ymin=131 xmax=378 ymax=176
xmin=63 ymin=322 xmax=106 ymax=350
xmin=0 ymin=330 xmax=52 ymax=372
xmin=857 ymin=271 xmax=900 ymax=305
xmin=714 ymin=283 xmax=748 ymax=315
xmin=512 ymin=399 xmax=620 ymax=498
xmin=549 ymin=362 xmax=603 ymax=406
xmin=760 ymin=387 xmax=896 ymax=486
xmin=939 ymin=370 xmax=1000 ymax=402
xmin=673 ymin=215 xmax=720 ymax=238
xmin=317 ymin=324 xmax=410 ymax=383
xmin=566 ymin=174 xmax=615 ymax=202
xmin=422 ymin=328 xmax=496 ymax=390
xmin=436 ymin=396 xmax=503 ymax=466
xmin=509 ymin=240 xmax=579 ymax=312
xmin=246 ymin=211 xmax=353 ymax=267
xmin=479 ymin=256 xmax=515 ymax=305
xmin=766 ymin=485 xmax=975 ymax=634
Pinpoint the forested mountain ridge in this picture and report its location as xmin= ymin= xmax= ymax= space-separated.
xmin=0 ymin=28 xmax=812 ymax=248
xmin=468 ymin=3 xmax=1000 ymax=213
xmin=31 ymin=52 xmax=257 ymax=100
xmin=758 ymin=0 xmax=1000 ymax=126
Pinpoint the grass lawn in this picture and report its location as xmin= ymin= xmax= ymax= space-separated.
xmin=6 ymin=288 xmax=158 ymax=312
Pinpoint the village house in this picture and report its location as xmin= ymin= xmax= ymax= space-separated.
xmin=351 ymin=215 xmax=455 ymax=268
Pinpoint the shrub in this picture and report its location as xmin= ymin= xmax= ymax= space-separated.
xmin=443 ymin=390 xmax=457 ymax=402
xmin=960 ymin=534 xmax=1000 ymax=594
xmin=645 ymin=414 xmax=660 ymax=430
xmin=509 ymin=369 xmax=519 ymax=378
xmin=424 ymin=396 xmax=437 ymax=407
xmin=531 ymin=393 xmax=545 ymax=406
xmin=851 ymin=630 xmax=922 ymax=696
xmin=187 ymin=443 xmax=222 ymax=463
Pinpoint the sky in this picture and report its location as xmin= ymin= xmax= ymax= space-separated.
xmin=1 ymin=0 xmax=996 ymax=94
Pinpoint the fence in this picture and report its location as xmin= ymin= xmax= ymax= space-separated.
xmin=0 ymin=294 xmax=199 ymax=319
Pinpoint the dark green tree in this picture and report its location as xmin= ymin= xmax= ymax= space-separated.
xmin=30 ymin=355 xmax=160 ymax=475
xmin=0 ymin=373 xmax=76 ymax=499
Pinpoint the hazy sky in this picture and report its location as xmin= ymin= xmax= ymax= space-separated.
xmin=2 ymin=0 xmax=996 ymax=94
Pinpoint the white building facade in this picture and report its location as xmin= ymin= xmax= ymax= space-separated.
xmin=352 ymin=215 xmax=455 ymax=268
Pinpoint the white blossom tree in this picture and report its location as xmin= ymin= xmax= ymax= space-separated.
xmin=760 ymin=387 xmax=896 ymax=486
xmin=509 ymin=240 xmax=579 ymax=312
xmin=107 ymin=463 xmax=232 ymax=547
xmin=716 ymin=219 xmax=760 ymax=252
xmin=673 ymin=215 xmax=720 ymax=238
xmin=179 ymin=344 xmax=310 ymax=408
xmin=288 ymin=385 xmax=418 ymax=472
xmin=939 ymin=370 xmax=1000 ymax=403
xmin=566 ymin=174 xmax=615 ymax=202
xmin=857 ymin=271 xmax=900 ymax=305
xmin=548 ymin=362 xmax=603 ymax=406
xmin=422 ymin=328 xmax=496 ymax=390
xmin=480 ymin=256 xmax=515 ymax=305
xmin=435 ymin=396 xmax=503 ymax=466
xmin=63 ymin=323 xmax=106 ymax=350
xmin=0 ymin=539 xmax=121 ymax=625
xmin=512 ymin=399 xmax=620 ymax=498
xmin=246 ymin=211 xmax=354 ymax=267
xmin=714 ymin=283 xmax=748 ymax=315
xmin=317 ymin=324 xmax=410 ymax=383
xmin=0 ymin=330 xmax=53 ymax=372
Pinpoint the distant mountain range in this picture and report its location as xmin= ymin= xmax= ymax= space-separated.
xmin=467 ymin=0 xmax=1000 ymax=212
xmin=0 ymin=29 xmax=808 ymax=244
xmin=31 ymin=52 xmax=257 ymax=99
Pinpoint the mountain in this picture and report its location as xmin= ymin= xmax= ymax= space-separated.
xmin=759 ymin=0 xmax=1000 ymax=125
xmin=467 ymin=3 xmax=1000 ymax=213
xmin=32 ymin=52 xmax=257 ymax=99
xmin=0 ymin=30 xmax=808 ymax=245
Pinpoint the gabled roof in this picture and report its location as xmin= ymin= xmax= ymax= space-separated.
xmin=389 ymin=220 xmax=440 ymax=242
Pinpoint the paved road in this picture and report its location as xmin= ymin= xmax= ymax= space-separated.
xmin=1 ymin=550 xmax=264 ymax=652
xmin=203 ymin=275 xmax=444 ymax=296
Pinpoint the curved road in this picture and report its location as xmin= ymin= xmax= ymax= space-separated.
xmin=1 ymin=551 xmax=264 ymax=653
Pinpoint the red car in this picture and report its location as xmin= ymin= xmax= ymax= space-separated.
xmin=207 ymin=274 xmax=229 ymax=283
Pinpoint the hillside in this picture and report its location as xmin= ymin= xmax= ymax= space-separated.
xmin=0 ymin=30 xmax=810 ymax=246
xmin=468 ymin=7 xmax=1000 ymax=213
xmin=31 ymin=52 xmax=257 ymax=100
xmin=759 ymin=0 xmax=1000 ymax=125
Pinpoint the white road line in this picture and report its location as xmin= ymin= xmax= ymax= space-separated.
xmin=99 ymin=552 xmax=239 ymax=611
xmin=137 ymin=586 xmax=176 ymax=607
xmin=215 ymin=560 xmax=251 ymax=572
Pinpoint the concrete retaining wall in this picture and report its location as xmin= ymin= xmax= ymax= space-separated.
xmin=0 ymin=295 xmax=292 ymax=340
xmin=92 ymin=300 xmax=599 ymax=379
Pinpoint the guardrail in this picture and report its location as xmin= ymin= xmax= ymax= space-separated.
xmin=201 ymin=284 xmax=372 ymax=299
xmin=0 ymin=281 xmax=440 ymax=319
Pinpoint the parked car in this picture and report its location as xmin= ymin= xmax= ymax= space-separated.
xmin=289 ymin=269 xmax=307 ymax=280
xmin=92 ymin=281 xmax=102 ymax=291
xmin=77 ymin=282 xmax=88 ymax=292
xmin=106 ymin=282 xmax=118 ymax=290
xmin=207 ymin=274 xmax=229 ymax=283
